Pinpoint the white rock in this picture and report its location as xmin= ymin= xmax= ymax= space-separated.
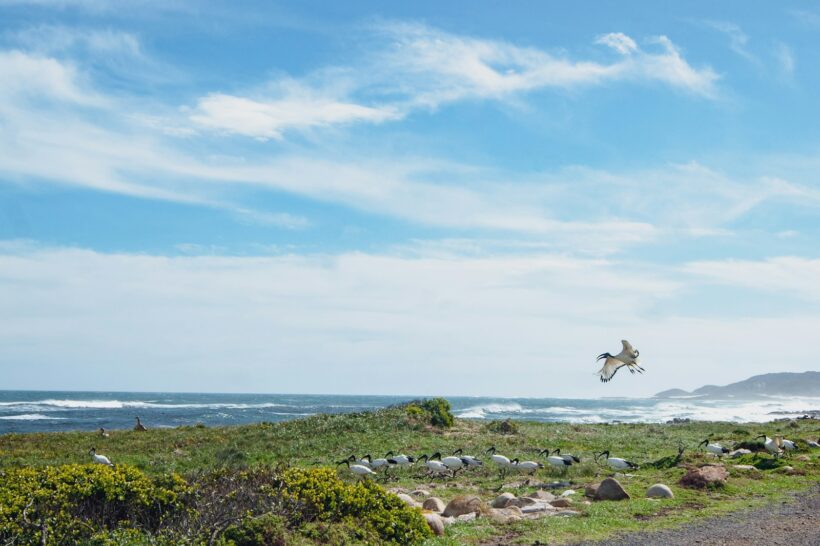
xmin=646 ymin=484 xmax=674 ymax=499
xmin=491 ymin=492 xmax=516 ymax=508
xmin=561 ymin=489 xmax=576 ymax=497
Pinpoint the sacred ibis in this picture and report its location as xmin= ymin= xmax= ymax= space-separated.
xmin=595 ymin=450 xmax=639 ymax=470
xmin=596 ymin=340 xmax=644 ymax=383
xmin=510 ymin=458 xmax=544 ymax=475
xmin=699 ymin=439 xmax=730 ymax=456
xmin=89 ymin=447 xmax=114 ymax=467
xmin=337 ymin=458 xmax=377 ymax=479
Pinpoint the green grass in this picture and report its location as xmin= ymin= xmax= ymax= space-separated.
xmin=2 ymin=407 xmax=819 ymax=545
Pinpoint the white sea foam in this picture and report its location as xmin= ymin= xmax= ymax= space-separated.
xmin=455 ymin=402 xmax=523 ymax=419
xmin=0 ymin=399 xmax=291 ymax=410
xmin=0 ymin=413 xmax=65 ymax=420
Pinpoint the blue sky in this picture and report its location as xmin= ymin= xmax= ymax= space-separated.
xmin=1 ymin=0 xmax=820 ymax=397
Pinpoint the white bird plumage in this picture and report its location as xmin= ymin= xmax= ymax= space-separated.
xmin=89 ymin=447 xmax=114 ymax=467
xmin=510 ymin=458 xmax=543 ymax=474
xmin=756 ymin=435 xmax=783 ymax=457
xmin=595 ymin=450 xmax=638 ymax=470
xmin=699 ymin=439 xmax=730 ymax=456
xmin=596 ymin=340 xmax=644 ymax=383
xmin=337 ymin=458 xmax=377 ymax=478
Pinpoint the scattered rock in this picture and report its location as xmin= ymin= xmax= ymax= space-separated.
xmin=646 ymin=484 xmax=674 ymax=498
xmin=423 ymin=512 xmax=445 ymax=536
xmin=561 ymin=489 xmax=576 ymax=497
xmin=491 ymin=492 xmax=516 ymax=508
xmin=411 ymin=489 xmax=431 ymax=498
xmin=731 ymin=465 xmax=759 ymax=472
xmin=507 ymin=496 xmax=538 ymax=508
xmin=679 ymin=464 xmax=728 ymax=489
xmin=730 ymin=449 xmax=752 ymax=458
xmin=442 ymin=495 xmax=483 ymax=517
xmin=584 ymin=483 xmax=600 ymax=498
xmin=488 ymin=508 xmax=522 ymax=524
xmin=396 ymin=493 xmax=418 ymax=507
xmin=440 ymin=516 xmax=455 ymax=526
xmin=455 ymin=513 xmax=477 ymax=522
xmin=526 ymin=490 xmax=556 ymax=501
xmin=550 ymin=498 xmax=572 ymax=507
xmin=387 ymin=487 xmax=408 ymax=495
xmin=520 ymin=503 xmax=554 ymax=514
xmin=795 ymin=455 xmax=810 ymax=462
xmin=502 ymin=505 xmax=523 ymax=516
xmin=776 ymin=466 xmax=802 ymax=476
xmin=594 ymin=477 xmax=630 ymax=501
xmin=422 ymin=497 xmax=446 ymax=512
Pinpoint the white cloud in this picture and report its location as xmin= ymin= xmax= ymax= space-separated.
xmin=774 ymin=42 xmax=795 ymax=76
xmin=184 ymin=24 xmax=720 ymax=138
xmin=1 ymin=242 xmax=818 ymax=396
xmin=595 ymin=32 xmax=638 ymax=55
xmin=704 ymin=21 xmax=756 ymax=63
xmin=189 ymin=92 xmax=401 ymax=140
xmin=0 ymin=49 xmax=103 ymax=105
xmin=377 ymin=23 xmax=719 ymax=106
xmin=686 ymin=256 xmax=820 ymax=300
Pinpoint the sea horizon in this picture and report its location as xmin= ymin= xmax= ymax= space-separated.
xmin=3 ymin=389 xmax=818 ymax=435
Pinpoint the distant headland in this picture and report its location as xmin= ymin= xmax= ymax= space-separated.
xmin=655 ymin=371 xmax=820 ymax=399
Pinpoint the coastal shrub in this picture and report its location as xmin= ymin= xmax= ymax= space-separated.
xmin=222 ymin=514 xmax=289 ymax=545
xmin=0 ymin=464 xmax=188 ymax=545
xmin=420 ymin=398 xmax=454 ymax=428
xmin=279 ymin=467 xmax=431 ymax=544
xmin=485 ymin=419 xmax=519 ymax=435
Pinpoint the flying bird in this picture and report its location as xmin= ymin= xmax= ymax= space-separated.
xmin=596 ymin=340 xmax=644 ymax=383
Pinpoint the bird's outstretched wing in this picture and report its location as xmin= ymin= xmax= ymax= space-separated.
xmin=596 ymin=356 xmax=628 ymax=383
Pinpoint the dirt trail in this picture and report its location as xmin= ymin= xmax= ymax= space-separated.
xmin=571 ymin=485 xmax=820 ymax=546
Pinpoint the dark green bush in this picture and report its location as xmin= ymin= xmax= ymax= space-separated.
xmin=223 ymin=514 xmax=289 ymax=546
xmin=485 ymin=419 xmax=519 ymax=434
xmin=402 ymin=398 xmax=454 ymax=428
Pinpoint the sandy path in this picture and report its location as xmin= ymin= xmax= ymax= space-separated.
xmin=571 ymin=485 xmax=820 ymax=546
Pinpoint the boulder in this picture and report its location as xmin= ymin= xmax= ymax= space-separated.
xmin=730 ymin=449 xmax=752 ymax=458
xmin=491 ymin=492 xmax=516 ymax=508
xmin=526 ymin=490 xmax=556 ymax=501
xmin=593 ymin=478 xmax=630 ymax=501
xmin=646 ymin=484 xmax=674 ymax=498
xmin=679 ymin=465 xmax=728 ymax=489
xmin=396 ymin=493 xmax=418 ymax=507
xmin=411 ymin=489 xmax=431 ymax=498
xmin=442 ymin=495 xmax=482 ymax=517
xmin=584 ymin=483 xmax=600 ymax=498
xmin=507 ymin=496 xmax=538 ymax=508
xmin=456 ymin=513 xmax=477 ymax=522
xmin=550 ymin=498 xmax=572 ymax=507
xmin=423 ymin=512 xmax=445 ymax=536
xmin=488 ymin=508 xmax=522 ymax=524
xmin=520 ymin=503 xmax=553 ymax=514
xmin=422 ymin=497 xmax=446 ymax=512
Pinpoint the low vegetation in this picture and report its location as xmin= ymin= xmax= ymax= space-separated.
xmin=1 ymin=399 xmax=818 ymax=545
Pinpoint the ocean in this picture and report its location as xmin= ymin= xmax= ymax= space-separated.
xmin=1 ymin=390 xmax=818 ymax=434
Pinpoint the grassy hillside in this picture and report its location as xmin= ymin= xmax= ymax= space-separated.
xmin=1 ymin=402 xmax=819 ymax=544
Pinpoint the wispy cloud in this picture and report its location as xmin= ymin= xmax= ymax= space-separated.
xmin=184 ymin=23 xmax=720 ymax=139
xmin=703 ymin=21 xmax=756 ymax=63
xmin=686 ymin=256 xmax=820 ymax=300
xmin=774 ymin=42 xmax=795 ymax=76
xmin=189 ymin=92 xmax=400 ymax=140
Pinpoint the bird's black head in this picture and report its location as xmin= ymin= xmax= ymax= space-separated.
xmin=453 ymin=448 xmax=463 ymax=455
xmin=698 ymin=439 xmax=708 ymax=448
xmin=417 ymin=454 xmax=428 ymax=463
xmin=537 ymin=448 xmax=550 ymax=457
xmin=430 ymin=452 xmax=441 ymax=460
xmin=384 ymin=450 xmax=394 ymax=457
xmin=485 ymin=446 xmax=496 ymax=455
xmin=510 ymin=458 xmax=519 ymax=464
xmin=336 ymin=459 xmax=350 ymax=467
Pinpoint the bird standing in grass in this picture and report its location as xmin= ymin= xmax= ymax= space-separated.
xmin=699 ymin=438 xmax=730 ymax=457
xmin=756 ymin=435 xmax=782 ymax=458
xmin=134 ymin=416 xmax=147 ymax=432
xmin=510 ymin=458 xmax=543 ymax=475
xmin=596 ymin=340 xmax=644 ymax=383
xmin=595 ymin=450 xmax=639 ymax=470
xmin=486 ymin=446 xmax=513 ymax=476
xmin=89 ymin=447 xmax=114 ymax=467
xmin=337 ymin=458 xmax=377 ymax=479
